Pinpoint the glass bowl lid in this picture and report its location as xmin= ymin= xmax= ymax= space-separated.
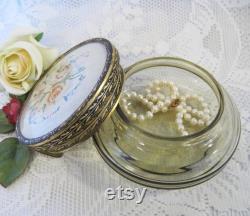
xmin=16 ymin=38 xmax=124 ymax=155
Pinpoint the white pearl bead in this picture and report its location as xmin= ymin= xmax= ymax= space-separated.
xmin=177 ymin=112 xmax=183 ymax=118
xmin=126 ymin=93 xmax=131 ymax=98
xmin=204 ymin=108 xmax=210 ymax=114
xmin=198 ymin=119 xmax=204 ymax=126
xmin=157 ymin=101 xmax=164 ymax=108
xmin=123 ymin=105 xmax=128 ymax=111
xmin=164 ymin=99 xmax=171 ymax=106
xmin=180 ymin=101 xmax=186 ymax=107
xmin=146 ymin=111 xmax=153 ymax=119
xmin=197 ymin=111 xmax=204 ymax=118
xmin=142 ymin=98 xmax=149 ymax=104
xmin=131 ymin=113 xmax=137 ymax=120
xmin=155 ymin=87 xmax=161 ymax=91
xmin=121 ymin=98 xmax=127 ymax=104
xmin=186 ymin=106 xmax=192 ymax=112
xmin=152 ymin=106 xmax=159 ymax=113
xmin=131 ymin=91 xmax=137 ymax=97
xmin=171 ymin=94 xmax=177 ymax=100
xmin=138 ymin=94 xmax=144 ymax=100
xmin=169 ymin=81 xmax=174 ymax=86
xmin=180 ymin=96 xmax=186 ymax=101
xmin=184 ymin=113 xmax=191 ymax=121
xmin=178 ymin=124 xmax=184 ymax=131
xmin=146 ymin=94 xmax=153 ymax=100
xmin=191 ymin=118 xmax=198 ymax=125
xmin=198 ymin=96 xmax=204 ymax=102
xmin=157 ymin=93 xmax=165 ymax=100
xmin=148 ymin=102 xmax=154 ymax=108
xmin=181 ymin=109 xmax=187 ymax=114
xmin=176 ymin=118 xmax=183 ymax=124
xmin=138 ymin=114 xmax=145 ymax=121
xmin=202 ymin=102 xmax=208 ymax=108
xmin=152 ymin=95 xmax=158 ymax=102
xmin=182 ymin=131 xmax=189 ymax=136
xmin=203 ymin=114 xmax=210 ymax=122
xmin=126 ymin=110 xmax=131 ymax=115
xmin=161 ymin=107 xmax=168 ymax=112
xmin=192 ymin=108 xmax=198 ymax=114
xmin=176 ymin=105 xmax=183 ymax=112
xmin=173 ymin=86 xmax=178 ymax=92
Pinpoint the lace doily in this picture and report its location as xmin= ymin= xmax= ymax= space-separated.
xmin=0 ymin=1 xmax=249 ymax=215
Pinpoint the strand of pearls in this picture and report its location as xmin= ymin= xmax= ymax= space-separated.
xmin=120 ymin=80 xmax=211 ymax=136
xmin=121 ymin=91 xmax=154 ymax=121
xmin=175 ymin=95 xmax=211 ymax=136
xmin=145 ymin=80 xmax=179 ymax=113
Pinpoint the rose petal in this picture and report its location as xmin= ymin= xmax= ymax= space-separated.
xmin=10 ymin=98 xmax=22 ymax=112
xmin=29 ymin=35 xmax=58 ymax=70
xmin=25 ymin=63 xmax=36 ymax=81
xmin=0 ymin=78 xmax=26 ymax=95
xmin=21 ymin=81 xmax=31 ymax=91
xmin=0 ymin=26 xmax=40 ymax=50
xmin=6 ymin=50 xmax=32 ymax=82
xmin=8 ymin=114 xmax=16 ymax=125
xmin=2 ymin=98 xmax=22 ymax=124
xmin=2 ymin=103 xmax=11 ymax=114
xmin=3 ymin=52 xmax=30 ymax=82
xmin=6 ymin=41 xmax=43 ymax=79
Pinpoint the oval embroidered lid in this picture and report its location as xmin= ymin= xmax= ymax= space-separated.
xmin=16 ymin=38 xmax=124 ymax=156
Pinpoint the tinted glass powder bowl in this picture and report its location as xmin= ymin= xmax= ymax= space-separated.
xmin=94 ymin=57 xmax=241 ymax=188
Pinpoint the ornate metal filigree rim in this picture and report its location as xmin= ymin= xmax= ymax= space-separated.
xmin=35 ymin=57 xmax=123 ymax=154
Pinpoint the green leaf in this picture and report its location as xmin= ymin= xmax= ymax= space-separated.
xmin=0 ymin=138 xmax=31 ymax=187
xmin=0 ymin=124 xmax=15 ymax=134
xmin=9 ymin=93 xmax=29 ymax=103
xmin=34 ymin=32 xmax=43 ymax=41
xmin=0 ymin=111 xmax=15 ymax=133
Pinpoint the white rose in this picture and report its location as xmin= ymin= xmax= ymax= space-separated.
xmin=0 ymin=27 xmax=58 ymax=95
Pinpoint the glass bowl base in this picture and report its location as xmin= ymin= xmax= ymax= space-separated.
xmin=93 ymin=88 xmax=241 ymax=189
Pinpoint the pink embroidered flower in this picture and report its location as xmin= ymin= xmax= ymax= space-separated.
xmin=2 ymin=98 xmax=22 ymax=125
xmin=47 ymin=84 xmax=63 ymax=104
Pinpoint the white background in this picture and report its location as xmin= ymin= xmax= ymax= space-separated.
xmin=0 ymin=0 xmax=249 ymax=215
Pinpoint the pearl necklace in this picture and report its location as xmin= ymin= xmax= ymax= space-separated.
xmin=120 ymin=80 xmax=211 ymax=136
